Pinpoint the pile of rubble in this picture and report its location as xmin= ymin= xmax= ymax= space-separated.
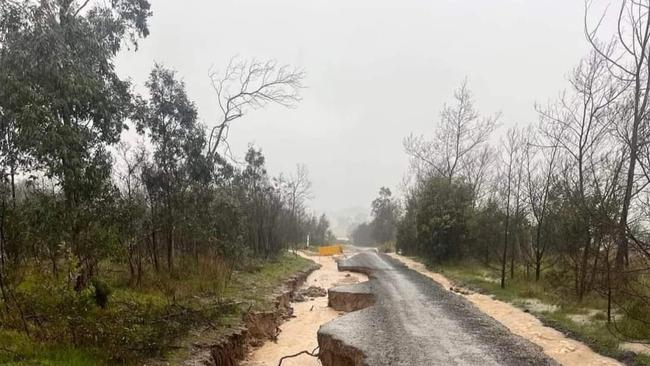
xmin=293 ymin=286 xmax=327 ymax=302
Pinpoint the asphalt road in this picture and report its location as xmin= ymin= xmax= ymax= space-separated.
xmin=318 ymin=250 xmax=557 ymax=366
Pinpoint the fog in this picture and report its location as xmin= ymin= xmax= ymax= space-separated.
xmin=115 ymin=0 xmax=589 ymax=235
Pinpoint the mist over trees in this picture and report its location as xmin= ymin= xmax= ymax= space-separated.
xmin=0 ymin=0 xmax=333 ymax=355
xmin=350 ymin=187 xmax=400 ymax=247
xmin=396 ymin=1 xmax=650 ymax=342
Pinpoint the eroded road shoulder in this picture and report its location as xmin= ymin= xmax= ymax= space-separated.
xmin=242 ymin=252 xmax=368 ymax=366
xmin=317 ymin=251 xmax=558 ymax=366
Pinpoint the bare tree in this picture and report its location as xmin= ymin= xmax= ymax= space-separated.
xmin=207 ymin=57 xmax=306 ymax=163
xmin=499 ymin=128 xmax=525 ymax=288
xmin=585 ymin=0 xmax=649 ymax=269
xmin=467 ymin=145 xmax=496 ymax=206
xmin=524 ymin=126 xmax=559 ymax=281
xmin=283 ymin=164 xmax=313 ymax=249
xmin=404 ymin=80 xmax=499 ymax=186
xmin=538 ymin=49 xmax=622 ymax=300
xmin=285 ymin=164 xmax=312 ymax=217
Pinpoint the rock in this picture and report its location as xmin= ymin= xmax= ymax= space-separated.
xmin=293 ymin=293 xmax=306 ymax=302
xmin=449 ymin=286 xmax=472 ymax=296
xmin=620 ymin=350 xmax=637 ymax=364
xmin=295 ymin=286 xmax=327 ymax=301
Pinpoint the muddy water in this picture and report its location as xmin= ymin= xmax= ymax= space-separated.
xmin=388 ymin=253 xmax=622 ymax=366
xmin=242 ymin=252 xmax=368 ymax=366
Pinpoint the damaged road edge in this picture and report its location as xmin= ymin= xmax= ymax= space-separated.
xmin=317 ymin=259 xmax=376 ymax=366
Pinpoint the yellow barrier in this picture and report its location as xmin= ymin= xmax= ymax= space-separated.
xmin=318 ymin=244 xmax=343 ymax=256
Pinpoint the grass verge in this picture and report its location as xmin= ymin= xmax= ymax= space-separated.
xmin=426 ymin=261 xmax=650 ymax=366
xmin=0 ymin=253 xmax=313 ymax=365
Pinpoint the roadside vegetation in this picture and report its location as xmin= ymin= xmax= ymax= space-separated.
xmin=0 ymin=253 xmax=313 ymax=365
xmin=0 ymin=1 xmax=334 ymax=364
xmin=350 ymin=187 xmax=400 ymax=250
xmin=352 ymin=1 xmax=650 ymax=363
xmin=437 ymin=262 xmax=650 ymax=365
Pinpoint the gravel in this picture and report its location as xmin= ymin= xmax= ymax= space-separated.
xmin=318 ymin=251 xmax=559 ymax=366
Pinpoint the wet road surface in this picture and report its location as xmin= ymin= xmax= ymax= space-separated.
xmin=318 ymin=250 xmax=557 ymax=366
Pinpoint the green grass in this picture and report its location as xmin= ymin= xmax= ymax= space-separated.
xmin=0 ymin=253 xmax=313 ymax=365
xmin=0 ymin=330 xmax=107 ymax=366
xmin=223 ymin=253 xmax=313 ymax=310
xmin=424 ymin=260 xmax=650 ymax=366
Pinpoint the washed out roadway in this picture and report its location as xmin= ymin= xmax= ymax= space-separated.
xmin=318 ymin=250 xmax=558 ymax=366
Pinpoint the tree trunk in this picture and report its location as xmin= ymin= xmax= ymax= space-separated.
xmin=578 ymin=234 xmax=591 ymax=302
xmin=167 ymin=225 xmax=174 ymax=272
xmin=510 ymin=230 xmax=517 ymax=279
xmin=151 ymin=231 xmax=159 ymax=272
xmin=535 ymin=220 xmax=543 ymax=281
xmin=587 ymin=237 xmax=601 ymax=294
xmin=500 ymin=215 xmax=509 ymax=289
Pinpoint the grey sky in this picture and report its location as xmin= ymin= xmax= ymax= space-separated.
xmin=115 ymin=0 xmax=590 ymax=231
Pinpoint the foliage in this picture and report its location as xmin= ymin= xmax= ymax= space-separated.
xmin=350 ymin=187 xmax=400 ymax=247
xmin=370 ymin=187 xmax=400 ymax=244
xmin=0 ymin=254 xmax=312 ymax=364
xmin=436 ymin=261 xmax=650 ymax=365
xmin=396 ymin=177 xmax=474 ymax=262
xmin=351 ymin=222 xmax=374 ymax=246
xmin=0 ymin=1 xmax=324 ymax=363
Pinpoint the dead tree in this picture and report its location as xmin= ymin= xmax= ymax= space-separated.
xmin=207 ymin=57 xmax=305 ymax=164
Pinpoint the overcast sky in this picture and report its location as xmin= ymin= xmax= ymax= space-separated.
xmin=115 ymin=0 xmax=592 ymax=230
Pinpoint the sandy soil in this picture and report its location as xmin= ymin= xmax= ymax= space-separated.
xmin=242 ymin=252 xmax=368 ymax=366
xmin=388 ymin=253 xmax=622 ymax=366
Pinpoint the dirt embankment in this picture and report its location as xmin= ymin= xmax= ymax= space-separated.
xmin=388 ymin=253 xmax=622 ymax=366
xmin=242 ymin=252 xmax=368 ymax=366
xmin=179 ymin=259 xmax=321 ymax=366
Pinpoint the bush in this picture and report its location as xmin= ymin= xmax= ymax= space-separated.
xmin=92 ymin=279 xmax=112 ymax=309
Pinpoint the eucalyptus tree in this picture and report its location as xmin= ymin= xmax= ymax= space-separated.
xmin=370 ymin=187 xmax=400 ymax=245
xmin=0 ymin=0 xmax=152 ymax=289
xmin=136 ymin=65 xmax=203 ymax=272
